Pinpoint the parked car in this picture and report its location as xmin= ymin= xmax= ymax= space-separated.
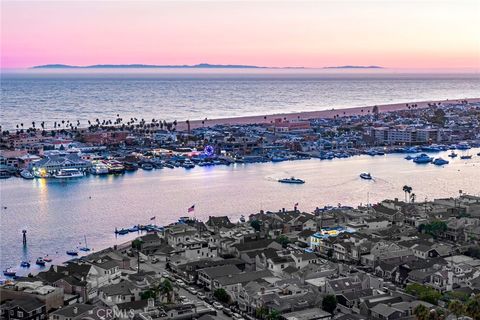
xmin=187 ymin=287 xmax=197 ymax=294
xmin=212 ymin=302 xmax=223 ymax=310
xmin=176 ymin=279 xmax=185 ymax=286
xmin=197 ymin=292 xmax=206 ymax=300
xmin=223 ymin=309 xmax=233 ymax=316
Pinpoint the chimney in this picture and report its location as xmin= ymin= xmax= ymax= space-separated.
xmin=260 ymin=287 xmax=265 ymax=294
xmin=73 ymin=307 xmax=78 ymax=315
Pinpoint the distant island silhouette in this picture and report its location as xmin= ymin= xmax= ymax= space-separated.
xmin=323 ymin=65 xmax=383 ymax=69
xmin=32 ymin=63 xmax=383 ymax=69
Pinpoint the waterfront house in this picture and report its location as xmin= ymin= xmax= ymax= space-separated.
xmin=32 ymin=152 xmax=91 ymax=174
xmin=0 ymin=281 xmax=63 ymax=311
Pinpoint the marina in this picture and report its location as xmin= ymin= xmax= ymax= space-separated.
xmin=1 ymin=148 xmax=480 ymax=274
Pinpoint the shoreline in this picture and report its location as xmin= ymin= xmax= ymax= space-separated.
xmin=176 ymin=97 xmax=480 ymax=130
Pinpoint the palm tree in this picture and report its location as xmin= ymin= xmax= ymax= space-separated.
xmin=159 ymin=279 xmax=174 ymax=303
xmin=413 ymin=304 xmax=429 ymax=320
xmin=403 ymin=185 xmax=413 ymax=202
xmin=448 ymin=300 xmax=465 ymax=320
xmin=410 ymin=193 xmax=416 ymax=203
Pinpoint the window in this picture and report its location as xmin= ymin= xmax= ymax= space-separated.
xmin=18 ymin=311 xmax=24 ymax=317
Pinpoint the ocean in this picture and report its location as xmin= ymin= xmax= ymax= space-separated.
xmin=1 ymin=69 xmax=479 ymax=130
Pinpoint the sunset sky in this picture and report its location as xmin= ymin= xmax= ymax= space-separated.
xmin=1 ymin=0 xmax=479 ymax=69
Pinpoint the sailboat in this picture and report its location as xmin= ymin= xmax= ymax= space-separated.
xmin=79 ymin=235 xmax=91 ymax=252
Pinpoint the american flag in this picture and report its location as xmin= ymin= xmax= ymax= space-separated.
xmin=150 ymin=216 xmax=156 ymax=221
xmin=188 ymin=205 xmax=195 ymax=213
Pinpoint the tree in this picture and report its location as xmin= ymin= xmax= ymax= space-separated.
xmin=276 ymin=235 xmax=290 ymax=248
xmin=266 ymin=309 xmax=280 ymax=320
xmin=159 ymin=279 xmax=174 ymax=303
xmin=448 ymin=300 xmax=466 ymax=320
xmin=420 ymin=221 xmax=447 ymax=239
xmin=466 ymin=294 xmax=480 ymax=319
xmin=214 ymin=288 xmax=230 ymax=304
xmin=403 ymin=185 xmax=413 ymax=202
xmin=413 ymin=304 xmax=429 ymax=320
xmin=322 ymin=294 xmax=337 ymax=314
xmin=250 ymin=220 xmax=261 ymax=232
xmin=406 ymin=284 xmax=442 ymax=304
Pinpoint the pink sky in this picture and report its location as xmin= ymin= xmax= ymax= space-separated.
xmin=1 ymin=0 xmax=479 ymax=69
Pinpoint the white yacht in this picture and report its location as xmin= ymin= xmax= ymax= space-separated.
xmin=90 ymin=160 xmax=109 ymax=175
xmin=20 ymin=170 xmax=35 ymax=179
xmin=53 ymin=168 xmax=83 ymax=179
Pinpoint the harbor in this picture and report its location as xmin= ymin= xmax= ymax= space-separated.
xmin=1 ymin=148 xmax=480 ymax=274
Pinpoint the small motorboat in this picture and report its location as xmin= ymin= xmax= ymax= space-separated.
xmin=460 ymin=155 xmax=472 ymax=160
xmin=278 ymin=177 xmax=305 ymax=184
xmin=448 ymin=151 xmax=458 ymax=158
xmin=239 ymin=215 xmax=246 ymax=223
xmin=141 ymin=163 xmax=154 ymax=170
xmin=66 ymin=250 xmax=78 ymax=256
xmin=360 ymin=172 xmax=373 ymax=180
xmin=404 ymin=155 xmax=413 ymax=160
xmin=3 ymin=268 xmax=17 ymax=276
xmin=20 ymin=170 xmax=35 ymax=179
xmin=115 ymin=228 xmax=129 ymax=235
xmin=433 ymin=158 xmax=449 ymax=166
xmin=413 ymin=153 xmax=433 ymax=164
xmin=43 ymin=256 xmax=52 ymax=262
xmin=20 ymin=261 xmax=31 ymax=268
xmin=36 ymin=257 xmax=46 ymax=266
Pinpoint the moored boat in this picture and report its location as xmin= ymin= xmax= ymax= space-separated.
xmin=448 ymin=151 xmax=458 ymax=158
xmin=43 ymin=256 xmax=52 ymax=262
xmin=53 ymin=168 xmax=83 ymax=179
xmin=413 ymin=153 xmax=433 ymax=164
xmin=66 ymin=250 xmax=78 ymax=256
xmin=360 ymin=172 xmax=372 ymax=180
xmin=460 ymin=155 xmax=472 ymax=160
xmin=90 ymin=160 xmax=109 ymax=175
xmin=3 ymin=268 xmax=16 ymax=277
xmin=278 ymin=177 xmax=305 ymax=184
xmin=141 ymin=163 xmax=154 ymax=170
xmin=433 ymin=158 xmax=449 ymax=165
xmin=20 ymin=261 xmax=30 ymax=268
xmin=35 ymin=257 xmax=46 ymax=266
xmin=20 ymin=170 xmax=35 ymax=179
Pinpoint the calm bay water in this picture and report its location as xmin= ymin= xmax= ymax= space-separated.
xmin=1 ymin=150 xmax=480 ymax=274
xmin=1 ymin=69 xmax=480 ymax=130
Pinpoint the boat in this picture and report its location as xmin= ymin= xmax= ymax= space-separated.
xmin=460 ymin=155 xmax=472 ymax=160
xmin=141 ymin=163 xmax=154 ymax=170
xmin=66 ymin=250 xmax=78 ymax=256
xmin=20 ymin=261 xmax=30 ymax=268
xmin=271 ymin=156 xmax=286 ymax=162
xmin=3 ymin=268 xmax=16 ymax=277
xmin=359 ymin=172 xmax=373 ymax=180
xmin=448 ymin=152 xmax=458 ymax=158
xmin=79 ymin=235 xmax=90 ymax=252
xmin=20 ymin=170 xmax=34 ymax=179
xmin=115 ymin=228 xmax=129 ymax=235
xmin=182 ymin=160 xmax=195 ymax=169
xmin=477 ymin=152 xmax=480 ymax=156
xmin=413 ymin=153 xmax=433 ymax=164
xmin=404 ymin=155 xmax=413 ymax=160
xmin=35 ymin=257 xmax=46 ymax=266
xmin=53 ymin=168 xmax=83 ymax=179
xmin=90 ymin=161 xmax=109 ymax=175
xmin=124 ymin=162 xmax=139 ymax=171
xmin=278 ymin=177 xmax=305 ymax=184
xmin=457 ymin=142 xmax=471 ymax=150
xmin=239 ymin=215 xmax=246 ymax=223
xmin=433 ymin=158 xmax=449 ymax=165
xmin=106 ymin=160 xmax=125 ymax=174
xmin=43 ymin=256 xmax=52 ymax=262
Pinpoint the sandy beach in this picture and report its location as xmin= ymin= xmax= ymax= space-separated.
xmin=175 ymin=97 xmax=480 ymax=130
